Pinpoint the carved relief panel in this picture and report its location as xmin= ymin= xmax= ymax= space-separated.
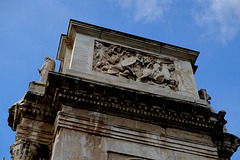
xmin=93 ymin=41 xmax=179 ymax=91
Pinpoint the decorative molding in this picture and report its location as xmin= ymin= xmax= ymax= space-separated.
xmin=65 ymin=36 xmax=73 ymax=49
xmin=8 ymin=99 xmax=25 ymax=131
xmin=215 ymin=133 xmax=240 ymax=159
xmin=55 ymin=111 xmax=218 ymax=159
xmin=47 ymin=72 xmax=226 ymax=136
xmin=93 ymin=41 xmax=179 ymax=91
xmin=10 ymin=139 xmax=40 ymax=160
xmin=8 ymin=90 xmax=56 ymax=131
xmin=16 ymin=125 xmax=53 ymax=145
xmin=67 ymin=19 xmax=199 ymax=66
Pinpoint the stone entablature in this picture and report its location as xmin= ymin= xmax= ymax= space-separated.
xmin=48 ymin=72 xmax=225 ymax=136
xmin=51 ymin=106 xmax=218 ymax=159
xmin=8 ymin=20 xmax=240 ymax=160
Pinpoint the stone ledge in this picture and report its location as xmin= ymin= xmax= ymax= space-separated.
xmin=47 ymin=71 xmax=226 ymax=136
xmin=65 ymin=69 xmax=205 ymax=106
xmin=28 ymin=81 xmax=46 ymax=95
xmin=65 ymin=19 xmax=199 ymax=66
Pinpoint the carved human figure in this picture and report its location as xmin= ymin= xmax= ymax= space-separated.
xmin=138 ymin=63 xmax=157 ymax=82
xmin=10 ymin=139 xmax=39 ymax=160
xmin=38 ymin=56 xmax=55 ymax=83
xmin=198 ymin=89 xmax=215 ymax=112
xmin=198 ymin=89 xmax=211 ymax=103
xmin=93 ymin=41 xmax=179 ymax=90
xmin=160 ymin=63 xmax=171 ymax=80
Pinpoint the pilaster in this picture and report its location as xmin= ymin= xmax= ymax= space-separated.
xmin=8 ymin=81 xmax=57 ymax=160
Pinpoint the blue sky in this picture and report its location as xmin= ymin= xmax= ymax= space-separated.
xmin=1 ymin=0 xmax=240 ymax=159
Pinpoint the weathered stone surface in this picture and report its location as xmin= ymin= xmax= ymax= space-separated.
xmin=70 ymin=34 xmax=94 ymax=73
xmin=214 ymin=133 xmax=240 ymax=159
xmin=10 ymin=139 xmax=39 ymax=160
xmin=62 ymin=34 xmax=199 ymax=102
xmin=8 ymin=81 xmax=55 ymax=159
xmin=47 ymin=72 xmax=227 ymax=136
xmin=16 ymin=118 xmax=53 ymax=145
xmin=51 ymin=106 xmax=219 ymax=160
xmin=8 ymin=19 xmax=240 ymax=160
xmin=92 ymin=41 xmax=179 ymax=91
xmin=38 ymin=56 xmax=55 ymax=83
xmin=28 ymin=81 xmax=46 ymax=94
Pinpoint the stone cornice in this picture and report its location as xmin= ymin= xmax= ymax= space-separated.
xmin=8 ymin=83 xmax=57 ymax=131
xmin=47 ymin=72 xmax=226 ymax=137
xmin=57 ymin=19 xmax=199 ymax=67
xmin=215 ymin=133 xmax=240 ymax=159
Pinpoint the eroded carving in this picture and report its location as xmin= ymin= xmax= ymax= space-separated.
xmin=8 ymin=98 xmax=25 ymax=131
xmin=215 ymin=133 xmax=240 ymax=159
xmin=38 ymin=56 xmax=55 ymax=83
xmin=93 ymin=41 xmax=178 ymax=90
xmin=10 ymin=139 xmax=39 ymax=160
xmin=198 ymin=89 xmax=211 ymax=104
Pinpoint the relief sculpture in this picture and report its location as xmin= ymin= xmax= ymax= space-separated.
xmin=93 ymin=41 xmax=178 ymax=90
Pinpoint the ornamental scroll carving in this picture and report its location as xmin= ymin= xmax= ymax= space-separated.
xmin=93 ymin=41 xmax=179 ymax=90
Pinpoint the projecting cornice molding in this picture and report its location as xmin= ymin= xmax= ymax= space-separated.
xmin=8 ymin=82 xmax=57 ymax=132
xmin=57 ymin=19 xmax=199 ymax=68
xmin=47 ymin=72 xmax=225 ymax=136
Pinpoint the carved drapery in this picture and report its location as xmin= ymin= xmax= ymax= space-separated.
xmin=93 ymin=41 xmax=179 ymax=90
xmin=10 ymin=139 xmax=39 ymax=160
xmin=38 ymin=56 xmax=55 ymax=84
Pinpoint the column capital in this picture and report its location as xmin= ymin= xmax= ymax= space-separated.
xmin=10 ymin=139 xmax=40 ymax=160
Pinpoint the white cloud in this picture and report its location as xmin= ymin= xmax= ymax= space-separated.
xmin=194 ymin=0 xmax=240 ymax=43
xmin=110 ymin=0 xmax=172 ymax=23
xmin=134 ymin=0 xmax=171 ymax=22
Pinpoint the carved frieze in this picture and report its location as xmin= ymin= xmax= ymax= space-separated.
xmin=93 ymin=41 xmax=179 ymax=90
